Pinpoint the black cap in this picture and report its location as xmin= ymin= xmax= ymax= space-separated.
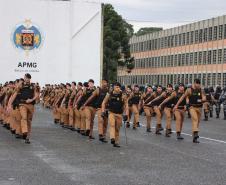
xmin=88 ymin=79 xmax=94 ymax=83
xmin=78 ymin=82 xmax=83 ymax=87
xmin=114 ymin=82 xmax=121 ymax=87
xmin=194 ymin=79 xmax=201 ymax=84
xmin=25 ymin=73 xmax=31 ymax=79
xmin=179 ymin=83 xmax=184 ymax=87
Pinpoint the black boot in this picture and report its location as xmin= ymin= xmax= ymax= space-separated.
xmin=146 ymin=128 xmax=151 ymax=132
xmin=193 ymin=131 xmax=200 ymax=143
xmin=126 ymin=122 xmax=130 ymax=128
xmin=165 ymin=129 xmax=170 ymax=137
xmin=168 ymin=128 xmax=172 ymax=134
xmin=216 ymin=114 xmax=220 ymax=118
xmin=176 ymin=132 xmax=184 ymax=140
xmin=204 ymin=112 xmax=208 ymax=121
xmin=209 ymin=111 xmax=213 ymax=118
xmin=113 ymin=143 xmax=120 ymax=148
xmin=155 ymin=125 xmax=162 ymax=135
xmin=85 ymin=130 xmax=90 ymax=136
xmin=137 ymin=122 xmax=141 ymax=127
xmin=110 ymin=138 xmax=115 ymax=145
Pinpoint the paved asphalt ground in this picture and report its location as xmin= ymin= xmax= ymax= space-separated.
xmin=0 ymin=105 xmax=226 ymax=185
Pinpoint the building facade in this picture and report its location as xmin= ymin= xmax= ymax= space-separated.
xmin=117 ymin=15 xmax=226 ymax=87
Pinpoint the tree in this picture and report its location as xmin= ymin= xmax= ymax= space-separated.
xmin=135 ymin=27 xmax=163 ymax=36
xmin=103 ymin=4 xmax=134 ymax=83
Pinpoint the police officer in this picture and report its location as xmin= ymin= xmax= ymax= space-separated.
xmin=142 ymin=85 xmax=154 ymax=132
xmin=158 ymin=84 xmax=174 ymax=137
xmin=147 ymin=85 xmax=164 ymax=135
xmin=83 ymin=79 xmax=109 ymax=142
xmin=127 ymin=85 xmax=142 ymax=129
xmin=220 ymin=87 xmax=226 ymax=120
xmin=175 ymin=79 xmax=206 ymax=143
xmin=203 ymin=87 xmax=214 ymax=121
xmin=214 ymin=86 xmax=222 ymax=118
xmin=17 ymin=74 xmax=39 ymax=144
xmin=101 ymin=82 xmax=128 ymax=148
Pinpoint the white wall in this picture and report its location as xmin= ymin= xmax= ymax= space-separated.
xmin=0 ymin=0 xmax=102 ymax=86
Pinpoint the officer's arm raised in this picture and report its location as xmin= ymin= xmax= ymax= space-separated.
xmin=175 ymin=89 xmax=190 ymax=108
xmin=101 ymin=93 xmax=110 ymax=113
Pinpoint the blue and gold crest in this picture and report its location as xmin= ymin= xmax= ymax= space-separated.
xmin=12 ymin=19 xmax=42 ymax=51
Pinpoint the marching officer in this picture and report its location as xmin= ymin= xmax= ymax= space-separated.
xmin=203 ymin=87 xmax=215 ymax=121
xmin=101 ymin=82 xmax=128 ymax=148
xmin=220 ymin=87 xmax=226 ymax=120
xmin=214 ymin=86 xmax=222 ymax=118
xmin=16 ymin=74 xmax=39 ymax=144
xmin=175 ymin=79 xmax=206 ymax=143
xmin=83 ymin=79 xmax=109 ymax=142
xmin=142 ymin=85 xmax=154 ymax=132
xmin=127 ymin=85 xmax=142 ymax=129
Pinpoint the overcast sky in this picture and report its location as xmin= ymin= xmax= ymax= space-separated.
xmin=93 ymin=0 xmax=226 ymax=31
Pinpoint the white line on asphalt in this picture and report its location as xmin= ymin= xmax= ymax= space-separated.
xmin=137 ymin=123 xmax=226 ymax=145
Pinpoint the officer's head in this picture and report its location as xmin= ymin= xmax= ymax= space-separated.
xmin=167 ymin=84 xmax=173 ymax=92
xmin=146 ymin=85 xmax=153 ymax=93
xmin=178 ymin=83 xmax=185 ymax=92
xmin=216 ymin=86 xmax=221 ymax=92
xmin=88 ymin=79 xmax=94 ymax=88
xmin=157 ymin=85 xmax=162 ymax=93
xmin=71 ymin=82 xmax=76 ymax=88
xmin=77 ymin=82 xmax=83 ymax=89
xmin=24 ymin=73 xmax=31 ymax=84
xmin=209 ymin=86 xmax=214 ymax=93
xmin=101 ymin=79 xmax=108 ymax=88
xmin=126 ymin=87 xmax=132 ymax=93
xmin=134 ymin=85 xmax=139 ymax=92
xmin=194 ymin=79 xmax=201 ymax=89
xmin=113 ymin=82 xmax=121 ymax=93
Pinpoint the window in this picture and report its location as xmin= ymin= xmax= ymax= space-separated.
xmin=194 ymin=52 xmax=198 ymax=65
xmin=204 ymin=28 xmax=208 ymax=42
xmin=175 ymin=35 xmax=178 ymax=46
xmin=189 ymin=74 xmax=193 ymax=84
xmin=202 ymin=73 xmax=206 ymax=86
xmin=186 ymin=32 xmax=190 ymax=45
xmin=224 ymin=49 xmax=226 ymax=63
xmin=212 ymin=73 xmax=216 ymax=87
xmin=208 ymin=50 xmax=212 ymax=64
xmin=171 ymin=55 xmax=174 ymax=67
xmin=198 ymin=52 xmax=202 ymax=65
xmin=207 ymin=73 xmax=211 ymax=86
xmin=199 ymin=29 xmax=203 ymax=43
xmin=218 ymin=49 xmax=222 ymax=64
xmin=213 ymin=26 xmax=218 ymax=40
xmin=174 ymin=55 xmax=178 ymax=66
xmin=190 ymin=31 xmax=194 ymax=44
xmin=181 ymin=54 xmax=185 ymax=66
xmin=195 ymin=30 xmax=199 ymax=43
xmin=190 ymin=53 xmax=194 ymax=65
xmin=217 ymin=73 xmax=221 ymax=86
xmin=185 ymin=53 xmax=189 ymax=66
xmin=203 ymin=51 xmax=207 ymax=65
xmin=182 ymin=33 xmax=186 ymax=45
xmin=224 ymin=24 xmax=226 ymax=39
xmin=179 ymin=34 xmax=182 ymax=46
xmin=213 ymin=50 xmax=217 ymax=64
xmin=178 ymin=54 xmax=181 ymax=66
xmin=223 ymin=73 xmax=226 ymax=87
xmin=208 ymin=27 xmax=213 ymax=41
xmin=219 ymin=25 xmax=223 ymax=39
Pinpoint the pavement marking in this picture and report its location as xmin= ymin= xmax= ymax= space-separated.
xmin=137 ymin=122 xmax=226 ymax=145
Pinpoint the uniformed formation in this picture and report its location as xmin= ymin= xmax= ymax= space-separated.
xmin=0 ymin=74 xmax=39 ymax=144
xmin=1 ymin=75 xmax=226 ymax=147
xmin=40 ymin=78 xmax=226 ymax=147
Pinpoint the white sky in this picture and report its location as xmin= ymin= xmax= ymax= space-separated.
xmin=91 ymin=0 xmax=226 ymax=31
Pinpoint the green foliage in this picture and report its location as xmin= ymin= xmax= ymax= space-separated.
xmin=135 ymin=27 xmax=163 ymax=36
xmin=103 ymin=4 xmax=134 ymax=83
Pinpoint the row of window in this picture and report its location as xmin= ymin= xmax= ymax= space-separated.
xmin=117 ymin=73 xmax=226 ymax=87
xmin=134 ymin=49 xmax=226 ymax=68
xmin=130 ymin=24 xmax=226 ymax=52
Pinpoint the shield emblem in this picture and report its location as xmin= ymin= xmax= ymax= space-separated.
xmin=21 ymin=30 xmax=34 ymax=47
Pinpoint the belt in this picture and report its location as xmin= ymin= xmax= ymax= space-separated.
xmin=190 ymin=104 xmax=202 ymax=108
